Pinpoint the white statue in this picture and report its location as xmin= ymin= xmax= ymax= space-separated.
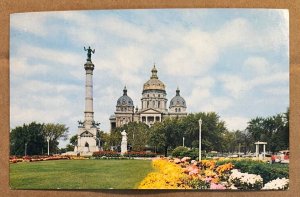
xmin=121 ymin=130 xmax=127 ymax=155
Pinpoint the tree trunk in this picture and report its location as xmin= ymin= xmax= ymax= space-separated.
xmin=164 ymin=146 xmax=168 ymax=157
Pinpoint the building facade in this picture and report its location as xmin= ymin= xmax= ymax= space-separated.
xmin=110 ymin=65 xmax=187 ymax=130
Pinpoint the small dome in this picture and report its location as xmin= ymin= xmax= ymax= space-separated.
xmin=109 ymin=114 xmax=116 ymax=120
xmin=143 ymin=64 xmax=166 ymax=91
xmin=169 ymin=88 xmax=186 ymax=108
xmin=117 ymin=86 xmax=134 ymax=107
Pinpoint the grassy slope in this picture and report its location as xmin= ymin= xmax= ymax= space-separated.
xmin=10 ymin=159 xmax=153 ymax=189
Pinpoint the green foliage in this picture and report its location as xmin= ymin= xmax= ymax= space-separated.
xmin=247 ymin=108 xmax=289 ymax=153
xmin=216 ymin=159 xmax=288 ymax=184
xmin=172 ymin=146 xmax=189 ymax=157
xmin=185 ymin=178 xmax=209 ymax=189
xmin=171 ymin=146 xmax=199 ymax=160
xmin=111 ymin=122 xmax=150 ymax=151
xmin=10 ymin=122 xmax=45 ymax=156
xmin=10 ymin=122 xmax=69 ymax=156
xmin=123 ymin=151 xmax=156 ymax=157
xmin=148 ymin=112 xmax=227 ymax=156
xmin=69 ymin=134 xmax=78 ymax=146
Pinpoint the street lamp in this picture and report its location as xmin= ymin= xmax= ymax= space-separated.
xmin=25 ymin=142 xmax=27 ymax=156
xmin=183 ymin=137 xmax=185 ymax=147
xmin=199 ymin=119 xmax=202 ymax=161
xmin=46 ymin=136 xmax=50 ymax=155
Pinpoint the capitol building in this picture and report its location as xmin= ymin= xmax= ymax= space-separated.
xmin=109 ymin=65 xmax=187 ymax=130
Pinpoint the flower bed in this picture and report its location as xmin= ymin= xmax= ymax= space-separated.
xmin=138 ymin=158 xmax=190 ymax=189
xmin=138 ymin=157 xmax=289 ymax=190
xmin=9 ymin=155 xmax=71 ymax=163
xmin=216 ymin=159 xmax=289 ymax=184
xmin=92 ymin=151 xmax=120 ymax=158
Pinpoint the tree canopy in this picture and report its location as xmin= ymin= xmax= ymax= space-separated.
xmin=10 ymin=122 xmax=69 ymax=156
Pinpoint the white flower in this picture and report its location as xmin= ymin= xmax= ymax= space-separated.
xmin=262 ymin=178 xmax=289 ymax=190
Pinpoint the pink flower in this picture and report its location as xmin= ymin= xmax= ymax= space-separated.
xmin=188 ymin=167 xmax=199 ymax=175
xmin=174 ymin=158 xmax=181 ymax=164
xmin=205 ymin=177 xmax=212 ymax=183
xmin=210 ymin=183 xmax=226 ymax=190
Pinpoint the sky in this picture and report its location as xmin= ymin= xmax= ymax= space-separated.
xmin=10 ymin=9 xmax=289 ymax=148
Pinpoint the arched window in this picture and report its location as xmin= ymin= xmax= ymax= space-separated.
xmin=147 ymin=101 xmax=149 ymax=108
xmin=175 ymin=108 xmax=177 ymax=112
xmin=158 ymin=101 xmax=160 ymax=108
xmin=153 ymin=101 xmax=155 ymax=107
xmin=179 ymin=108 xmax=181 ymax=112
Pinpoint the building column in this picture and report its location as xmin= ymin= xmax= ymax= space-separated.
xmin=255 ymin=144 xmax=259 ymax=159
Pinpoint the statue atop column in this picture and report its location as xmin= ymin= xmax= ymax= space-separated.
xmin=84 ymin=46 xmax=95 ymax=61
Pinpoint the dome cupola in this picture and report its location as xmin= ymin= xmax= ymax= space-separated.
xmin=143 ymin=64 xmax=166 ymax=92
xmin=117 ymin=86 xmax=134 ymax=107
xmin=169 ymin=87 xmax=187 ymax=108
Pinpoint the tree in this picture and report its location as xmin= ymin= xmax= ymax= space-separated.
xmin=42 ymin=123 xmax=69 ymax=153
xmin=148 ymin=118 xmax=181 ymax=156
xmin=10 ymin=122 xmax=44 ymax=156
xmin=181 ymin=112 xmax=227 ymax=152
xmin=247 ymin=108 xmax=289 ymax=153
xmin=69 ymin=134 xmax=78 ymax=146
xmin=114 ymin=122 xmax=150 ymax=151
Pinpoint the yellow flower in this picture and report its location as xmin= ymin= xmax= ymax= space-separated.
xmin=138 ymin=158 xmax=191 ymax=189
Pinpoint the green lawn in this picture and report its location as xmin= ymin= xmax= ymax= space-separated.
xmin=10 ymin=159 xmax=153 ymax=189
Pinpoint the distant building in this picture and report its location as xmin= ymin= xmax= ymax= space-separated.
xmin=110 ymin=65 xmax=187 ymax=130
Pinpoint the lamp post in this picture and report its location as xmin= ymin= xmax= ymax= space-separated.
xmin=46 ymin=136 xmax=50 ymax=155
xmin=25 ymin=142 xmax=27 ymax=156
xmin=199 ymin=119 xmax=202 ymax=161
xmin=183 ymin=137 xmax=185 ymax=147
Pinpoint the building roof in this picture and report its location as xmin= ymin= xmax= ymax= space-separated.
xmin=169 ymin=87 xmax=187 ymax=108
xmin=143 ymin=64 xmax=166 ymax=92
xmin=117 ymin=86 xmax=134 ymax=107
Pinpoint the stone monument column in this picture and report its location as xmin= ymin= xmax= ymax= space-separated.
xmin=84 ymin=46 xmax=95 ymax=128
xmin=75 ymin=46 xmax=99 ymax=154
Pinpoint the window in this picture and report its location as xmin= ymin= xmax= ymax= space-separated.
xmin=158 ymin=101 xmax=160 ymax=108
xmin=147 ymin=101 xmax=149 ymax=108
xmin=175 ymin=108 xmax=177 ymax=112
xmin=153 ymin=101 xmax=155 ymax=107
xmin=179 ymin=108 xmax=181 ymax=112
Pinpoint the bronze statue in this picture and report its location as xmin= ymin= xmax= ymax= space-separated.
xmin=84 ymin=46 xmax=95 ymax=61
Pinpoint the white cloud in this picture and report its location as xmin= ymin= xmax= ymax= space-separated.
xmin=214 ymin=18 xmax=252 ymax=48
xmin=244 ymin=57 xmax=270 ymax=74
xmin=11 ymin=13 xmax=49 ymax=36
xmin=219 ymin=71 xmax=289 ymax=98
xmin=16 ymin=45 xmax=81 ymax=66
xmin=264 ymin=87 xmax=289 ymax=96
xmin=10 ymin=58 xmax=50 ymax=77
xmin=223 ymin=116 xmax=249 ymax=131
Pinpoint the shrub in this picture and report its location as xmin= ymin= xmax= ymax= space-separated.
xmin=172 ymin=147 xmax=199 ymax=160
xmin=172 ymin=146 xmax=189 ymax=158
xmin=123 ymin=151 xmax=156 ymax=158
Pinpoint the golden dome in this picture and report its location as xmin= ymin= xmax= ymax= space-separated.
xmin=143 ymin=65 xmax=166 ymax=91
